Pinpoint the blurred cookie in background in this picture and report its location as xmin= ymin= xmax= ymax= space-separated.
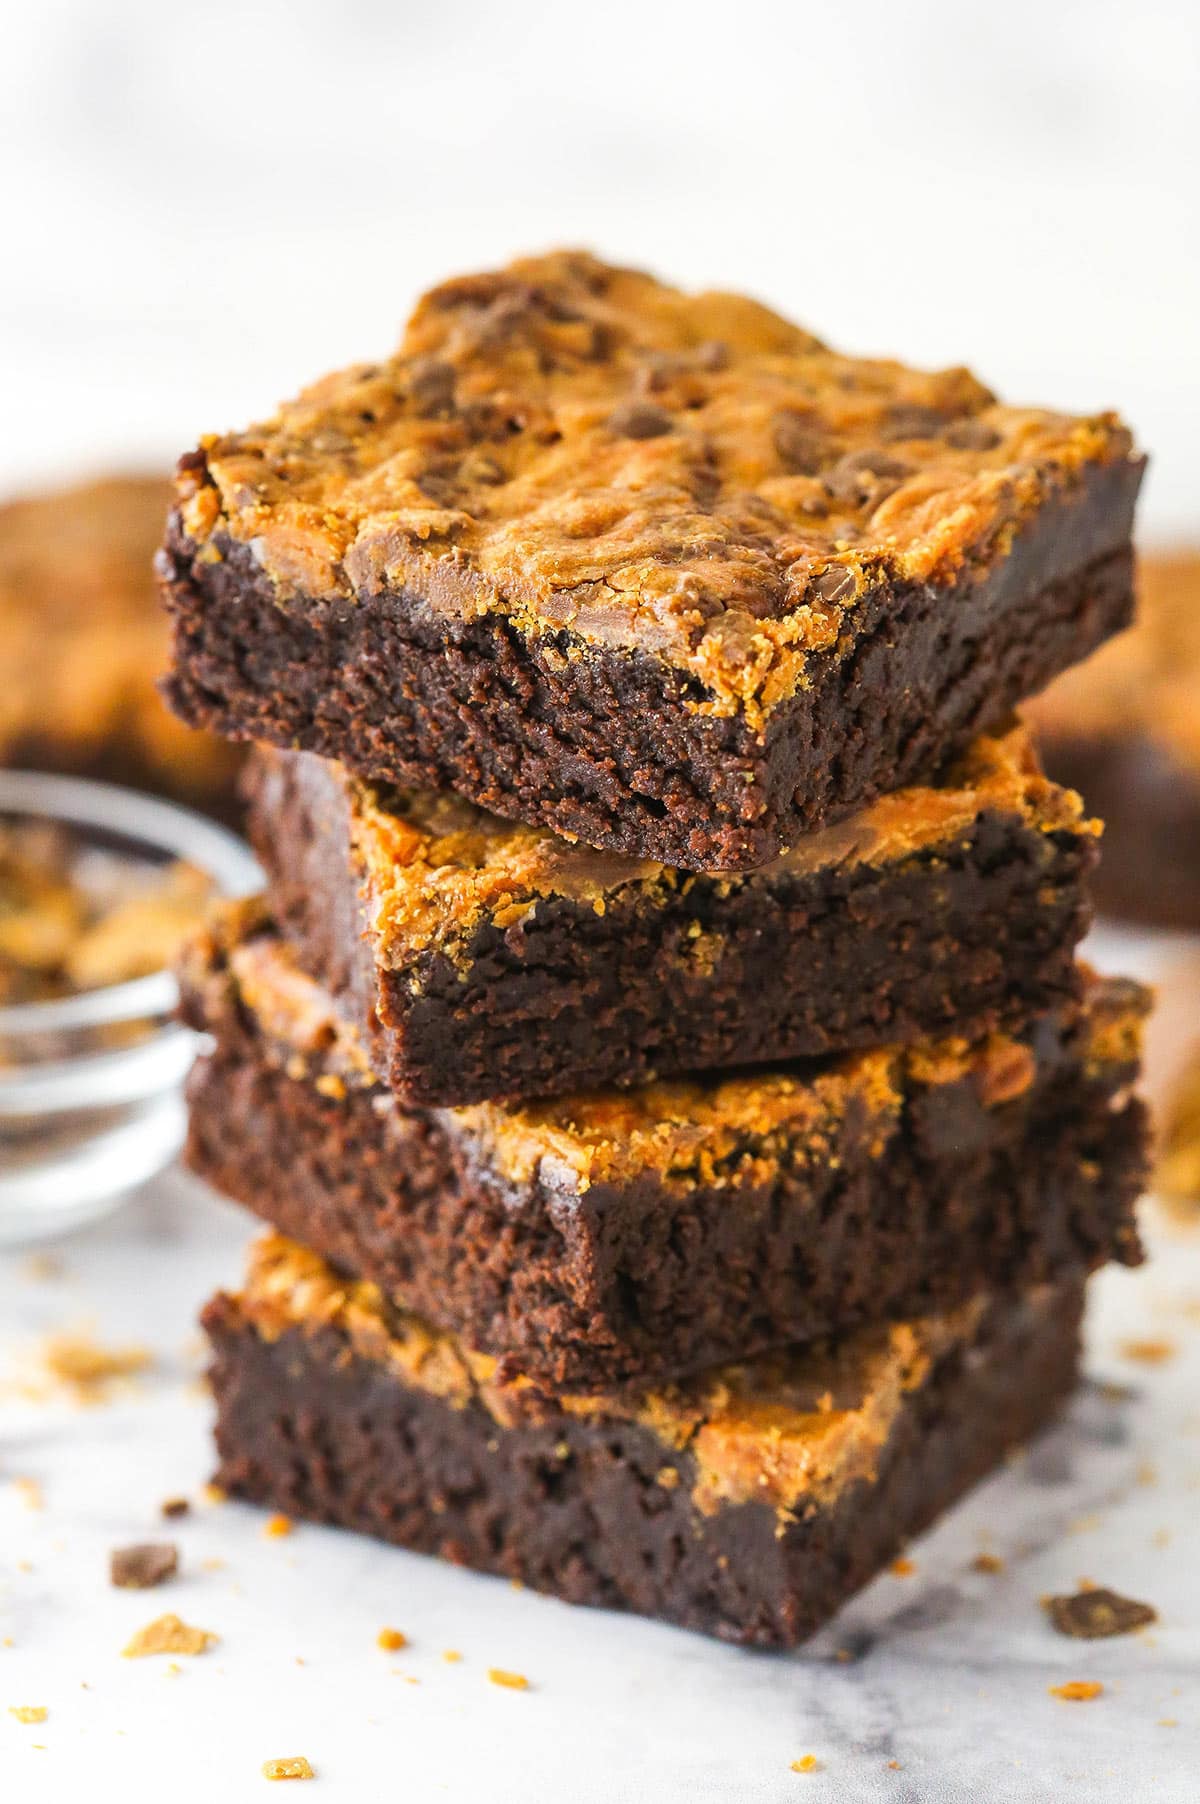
xmin=1026 ymin=550 xmax=1200 ymax=929
xmin=0 ymin=475 xmax=243 ymax=818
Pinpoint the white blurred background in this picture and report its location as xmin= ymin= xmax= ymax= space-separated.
xmin=2 ymin=0 xmax=1196 ymax=533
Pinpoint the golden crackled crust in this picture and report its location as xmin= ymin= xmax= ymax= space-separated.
xmin=235 ymin=1232 xmax=999 ymax=1514
xmin=306 ymin=721 xmax=1098 ymax=965
xmin=182 ymin=902 xmax=1147 ymax=1195
xmin=1026 ymin=550 xmax=1200 ymax=775
xmin=0 ymin=476 xmax=239 ymax=787
xmin=176 ymin=250 xmax=1138 ymax=722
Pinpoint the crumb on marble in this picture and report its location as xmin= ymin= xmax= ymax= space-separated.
xmin=1044 ymin=1587 xmax=1157 ymax=1640
xmin=790 ymin=1754 xmax=820 ymax=1773
xmin=890 ymin=1557 xmax=916 ymax=1577
xmin=971 ymin=1553 xmax=1005 ymax=1574
xmin=263 ymin=1513 xmax=293 ymax=1539
xmin=160 ymin=1496 xmax=190 ymax=1519
xmin=8 ymin=1706 xmax=47 ymax=1724
xmin=1049 ymin=1681 xmax=1104 ymax=1702
xmin=487 ymin=1668 xmax=529 ymax=1691
xmin=122 ymin=1613 xmax=217 ymax=1658
xmin=442 ymin=1650 xmax=462 ymax=1664
xmin=377 ymin=1628 xmax=407 ymax=1651
xmin=110 ymin=1543 xmax=179 ymax=1590
xmin=11 ymin=1477 xmax=43 ymax=1512
xmin=1118 ymin=1338 xmax=1176 ymax=1366
xmin=262 ymin=1757 xmax=314 ymax=1781
xmin=38 ymin=1330 xmax=151 ymax=1403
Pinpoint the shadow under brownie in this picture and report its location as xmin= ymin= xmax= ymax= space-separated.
xmin=205 ymin=1235 xmax=1085 ymax=1648
xmin=160 ymin=250 xmax=1143 ymax=871
xmin=180 ymin=902 xmax=1147 ymax=1390
xmin=246 ymin=723 xmax=1100 ymax=1107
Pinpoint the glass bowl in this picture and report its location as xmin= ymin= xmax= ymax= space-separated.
xmin=0 ymin=770 xmax=260 ymax=1246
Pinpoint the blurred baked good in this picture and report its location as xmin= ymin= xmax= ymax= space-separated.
xmin=1026 ymin=549 xmax=1200 ymax=927
xmin=0 ymin=474 xmax=242 ymax=815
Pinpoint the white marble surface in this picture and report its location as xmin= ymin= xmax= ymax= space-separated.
xmin=2 ymin=931 xmax=1199 ymax=1803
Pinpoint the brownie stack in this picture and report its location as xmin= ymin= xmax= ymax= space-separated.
xmin=163 ymin=252 xmax=1150 ymax=1648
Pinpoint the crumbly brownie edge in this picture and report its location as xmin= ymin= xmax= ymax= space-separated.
xmin=1038 ymin=733 xmax=1200 ymax=929
xmin=245 ymin=747 xmax=1098 ymax=1106
xmin=162 ymin=456 xmax=1140 ymax=870
xmin=203 ymin=1278 xmax=1084 ymax=1647
xmin=181 ymin=974 xmax=1146 ymax=1389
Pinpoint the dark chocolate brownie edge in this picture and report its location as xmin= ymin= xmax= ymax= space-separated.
xmin=246 ymin=748 xmax=1098 ymax=1107
xmin=203 ymin=1278 xmax=1084 ymax=1648
xmin=161 ymin=455 xmax=1141 ymax=870
xmin=181 ymin=964 xmax=1146 ymax=1389
xmin=1036 ymin=732 xmax=1200 ymax=928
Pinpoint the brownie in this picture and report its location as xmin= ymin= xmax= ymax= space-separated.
xmin=1026 ymin=549 xmax=1200 ymax=927
xmin=160 ymin=250 xmax=1143 ymax=871
xmin=179 ymin=903 xmax=1147 ymax=1389
xmin=246 ymin=723 xmax=1100 ymax=1106
xmin=0 ymin=476 xmax=242 ymax=815
xmin=205 ymin=1235 xmax=1085 ymax=1648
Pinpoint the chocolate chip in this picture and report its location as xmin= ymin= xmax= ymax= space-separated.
xmin=773 ymin=414 xmax=829 ymax=476
xmin=110 ymin=1543 xmax=179 ymax=1589
xmin=1045 ymin=1587 xmax=1157 ymax=1640
xmin=606 ymin=401 xmax=674 ymax=440
xmin=944 ymin=417 xmax=1002 ymax=452
xmin=407 ymin=358 xmax=457 ymax=418
xmin=880 ymin=404 xmax=947 ymax=441
xmin=812 ymin=566 xmax=858 ymax=604
xmin=824 ymin=449 xmax=912 ymax=507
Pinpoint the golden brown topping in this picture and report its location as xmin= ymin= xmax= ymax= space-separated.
xmin=1044 ymin=1587 xmax=1157 ymax=1639
xmin=122 ymin=1613 xmax=217 ymax=1658
xmin=178 ymin=251 xmax=1137 ymax=723
xmin=262 ymin=1757 xmax=315 ymax=1781
xmin=316 ymin=723 xmax=1095 ymax=965
xmin=110 ymin=1543 xmax=179 ymax=1589
xmin=235 ymin=1233 xmax=1020 ymax=1516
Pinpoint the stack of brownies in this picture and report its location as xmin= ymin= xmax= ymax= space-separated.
xmin=161 ymin=252 xmax=1150 ymax=1647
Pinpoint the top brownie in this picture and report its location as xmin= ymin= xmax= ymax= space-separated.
xmin=161 ymin=251 xmax=1143 ymax=869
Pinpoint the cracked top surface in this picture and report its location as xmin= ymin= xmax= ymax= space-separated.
xmin=174 ymin=250 xmax=1138 ymax=721
xmin=237 ymin=1231 xmax=1025 ymax=1513
xmin=1027 ymin=550 xmax=1200 ymax=774
xmin=182 ymin=900 xmax=1147 ymax=1195
xmin=0 ymin=476 xmax=236 ymax=782
xmin=290 ymin=722 xmax=1098 ymax=965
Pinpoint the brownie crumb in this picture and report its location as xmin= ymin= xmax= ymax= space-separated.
xmin=110 ymin=1543 xmax=179 ymax=1590
xmin=1049 ymin=1680 xmax=1104 ymax=1701
xmin=8 ymin=1706 xmax=47 ymax=1724
xmin=262 ymin=1757 xmax=314 ymax=1781
xmin=1118 ymin=1338 xmax=1176 ymax=1365
xmin=122 ymin=1613 xmax=217 ymax=1658
xmin=972 ymin=1553 xmax=1005 ymax=1574
xmin=160 ymin=1497 xmax=190 ymax=1520
xmin=1045 ymin=1587 xmax=1157 ymax=1639
xmin=39 ymin=1331 xmax=151 ymax=1403
xmin=376 ymin=1628 xmax=407 ymax=1651
xmin=487 ymin=1668 xmax=529 ymax=1691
